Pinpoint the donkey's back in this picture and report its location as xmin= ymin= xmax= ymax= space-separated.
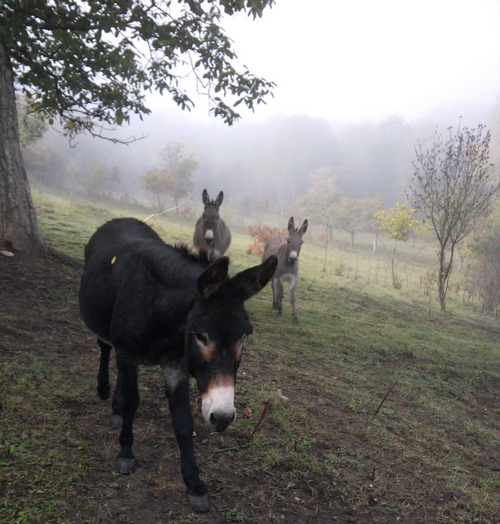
xmin=80 ymin=217 xmax=200 ymax=351
xmin=84 ymin=217 xmax=162 ymax=261
xmin=262 ymin=237 xmax=286 ymax=269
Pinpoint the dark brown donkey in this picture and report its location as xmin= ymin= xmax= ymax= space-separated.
xmin=262 ymin=217 xmax=308 ymax=323
xmin=193 ymin=189 xmax=231 ymax=261
xmin=79 ymin=217 xmax=277 ymax=512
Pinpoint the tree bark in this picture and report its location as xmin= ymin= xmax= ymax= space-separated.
xmin=437 ymin=248 xmax=453 ymax=311
xmin=0 ymin=39 xmax=48 ymax=254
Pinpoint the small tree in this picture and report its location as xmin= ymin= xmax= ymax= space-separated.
xmin=84 ymin=164 xmax=121 ymax=200
xmin=365 ymin=200 xmax=385 ymax=248
xmin=467 ymin=229 xmax=500 ymax=314
xmin=332 ymin=197 xmax=382 ymax=249
xmin=141 ymin=142 xmax=198 ymax=213
xmin=140 ymin=169 xmax=174 ymax=212
xmin=296 ymin=167 xmax=343 ymax=239
xmin=375 ymin=203 xmax=418 ymax=289
xmin=160 ymin=142 xmax=198 ymax=211
xmin=463 ymin=206 xmax=500 ymax=314
xmin=408 ymin=123 xmax=500 ymax=310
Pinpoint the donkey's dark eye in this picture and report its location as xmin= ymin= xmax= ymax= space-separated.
xmin=287 ymin=239 xmax=291 ymax=243
xmin=195 ymin=333 xmax=208 ymax=346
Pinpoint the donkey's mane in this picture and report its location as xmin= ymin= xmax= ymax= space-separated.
xmin=174 ymin=243 xmax=211 ymax=266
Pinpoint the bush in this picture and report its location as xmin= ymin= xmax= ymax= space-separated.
xmin=246 ymin=224 xmax=287 ymax=258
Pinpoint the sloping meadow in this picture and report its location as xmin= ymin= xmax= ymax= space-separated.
xmin=1 ymin=192 xmax=499 ymax=522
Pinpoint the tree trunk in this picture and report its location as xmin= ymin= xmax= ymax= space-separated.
xmin=0 ymin=40 xmax=48 ymax=254
xmin=437 ymin=247 xmax=453 ymax=311
xmin=373 ymin=229 xmax=379 ymax=254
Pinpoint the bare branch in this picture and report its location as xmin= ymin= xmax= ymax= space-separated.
xmin=142 ymin=195 xmax=193 ymax=222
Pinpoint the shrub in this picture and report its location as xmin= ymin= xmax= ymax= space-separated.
xmin=246 ymin=224 xmax=287 ymax=258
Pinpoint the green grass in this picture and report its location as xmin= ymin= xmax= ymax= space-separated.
xmin=1 ymin=187 xmax=500 ymax=522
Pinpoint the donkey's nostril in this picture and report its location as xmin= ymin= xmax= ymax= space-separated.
xmin=205 ymin=237 xmax=213 ymax=245
xmin=209 ymin=411 xmax=236 ymax=432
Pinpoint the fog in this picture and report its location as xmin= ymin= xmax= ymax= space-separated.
xmin=218 ymin=0 xmax=500 ymax=125
xmin=25 ymin=0 xmax=500 ymax=223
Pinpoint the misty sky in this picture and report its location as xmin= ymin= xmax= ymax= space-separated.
xmin=150 ymin=0 xmax=500 ymax=125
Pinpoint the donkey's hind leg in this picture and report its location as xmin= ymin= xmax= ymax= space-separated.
xmin=115 ymin=353 xmax=139 ymax=474
xmin=289 ymin=281 xmax=299 ymax=323
xmin=97 ymin=339 xmax=112 ymax=400
xmin=110 ymin=371 xmax=123 ymax=429
xmin=271 ymin=276 xmax=279 ymax=309
xmin=275 ymin=278 xmax=284 ymax=316
xmin=97 ymin=339 xmax=122 ymax=429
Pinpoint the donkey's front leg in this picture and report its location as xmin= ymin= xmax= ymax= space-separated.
xmin=115 ymin=353 xmax=139 ymax=475
xmin=289 ymin=279 xmax=299 ymax=323
xmin=164 ymin=371 xmax=209 ymax=512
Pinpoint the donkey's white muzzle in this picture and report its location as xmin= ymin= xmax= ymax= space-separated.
xmin=202 ymin=385 xmax=236 ymax=432
xmin=204 ymin=229 xmax=214 ymax=245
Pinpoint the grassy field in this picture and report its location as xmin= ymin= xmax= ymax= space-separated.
xmin=1 ymin=189 xmax=500 ymax=523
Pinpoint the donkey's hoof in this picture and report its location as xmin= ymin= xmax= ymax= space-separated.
xmin=293 ymin=317 xmax=299 ymax=324
xmin=188 ymin=493 xmax=210 ymax=512
xmin=277 ymin=310 xmax=282 ymax=316
xmin=117 ymin=457 xmax=135 ymax=475
xmin=111 ymin=414 xmax=123 ymax=428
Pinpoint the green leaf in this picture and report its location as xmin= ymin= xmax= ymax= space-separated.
xmin=115 ymin=108 xmax=124 ymax=126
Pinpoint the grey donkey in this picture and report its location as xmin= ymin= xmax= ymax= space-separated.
xmin=193 ymin=189 xmax=231 ymax=261
xmin=262 ymin=217 xmax=308 ymax=323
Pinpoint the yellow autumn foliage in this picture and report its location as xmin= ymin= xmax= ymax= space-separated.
xmin=374 ymin=203 xmax=418 ymax=242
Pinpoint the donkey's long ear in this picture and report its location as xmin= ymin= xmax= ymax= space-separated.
xmin=215 ymin=191 xmax=224 ymax=207
xmin=196 ymin=256 xmax=229 ymax=299
xmin=287 ymin=217 xmax=295 ymax=233
xmin=230 ymin=255 xmax=278 ymax=301
xmin=202 ymin=189 xmax=210 ymax=206
xmin=299 ymin=219 xmax=308 ymax=236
